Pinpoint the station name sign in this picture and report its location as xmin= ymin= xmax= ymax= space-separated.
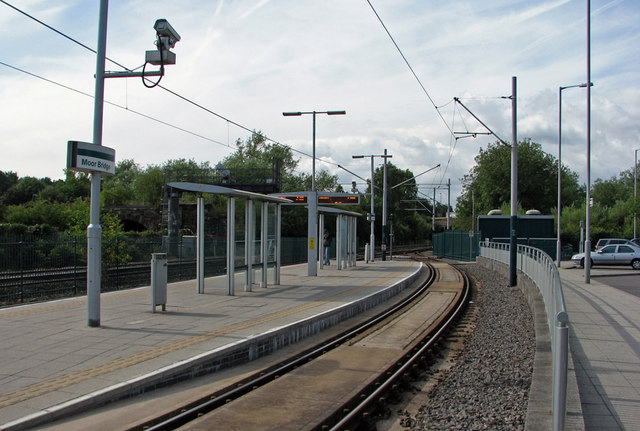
xmin=67 ymin=141 xmax=116 ymax=175
xmin=274 ymin=193 xmax=359 ymax=205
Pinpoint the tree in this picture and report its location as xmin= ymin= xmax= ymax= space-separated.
xmin=354 ymin=162 xmax=431 ymax=244
xmin=455 ymin=139 xmax=583 ymax=229
xmin=38 ymin=170 xmax=91 ymax=203
xmin=2 ymin=176 xmax=51 ymax=205
xmin=102 ymin=160 xmax=141 ymax=206
xmin=133 ymin=166 xmax=164 ymax=206
xmin=0 ymin=171 xmax=18 ymax=196
xmin=223 ymin=131 xmax=297 ymax=174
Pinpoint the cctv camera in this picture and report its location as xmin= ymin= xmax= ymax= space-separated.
xmin=154 ymin=19 xmax=180 ymax=49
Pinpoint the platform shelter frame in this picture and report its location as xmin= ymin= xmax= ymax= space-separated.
xmin=318 ymin=206 xmax=360 ymax=270
xmin=167 ymin=182 xmax=290 ymax=296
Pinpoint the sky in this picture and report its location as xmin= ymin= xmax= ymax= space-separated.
xmin=1 ymin=0 xmax=639 ymax=211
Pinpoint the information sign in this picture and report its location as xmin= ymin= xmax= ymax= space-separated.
xmin=67 ymin=141 xmax=116 ymax=175
xmin=273 ymin=193 xmax=359 ymax=205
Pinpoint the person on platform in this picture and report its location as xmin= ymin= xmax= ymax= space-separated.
xmin=323 ymin=230 xmax=331 ymax=265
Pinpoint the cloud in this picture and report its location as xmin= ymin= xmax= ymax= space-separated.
xmin=1 ymin=0 xmax=638 ymax=211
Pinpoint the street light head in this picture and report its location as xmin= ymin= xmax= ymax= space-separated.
xmin=580 ymin=82 xmax=595 ymax=88
xmin=327 ymin=110 xmax=346 ymax=115
xmin=352 ymin=155 xmax=365 ymax=159
xmin=282 ymin=112 xmax=302 ymax=116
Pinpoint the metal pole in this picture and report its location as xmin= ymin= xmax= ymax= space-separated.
xmin=312 ymin=111 xmax=316 ymax=193
xmin=433 ymin=188 xmax=436 ymax=234
xmin=585 ymin=0 xmax=592 ymax=284
xmin=447 ymin=178 xmax=451 ymax=230
xmin=557 ymin=87 xmax=563 ymax=267
xmin=308 ymin=191 xmax=318 ymax=275
xmin=227 ymin=197 xmax=235 ymax=295
xmin=275 ymin=203 xmax=281 ymax=285
xmin=553 ymin=318 xmax=569 ymax=431
xmin=509 ymin=76 xmax=518 ymax=287
xmin=87 ymin=0 xmax=109 ymax=327
xmin=197 ymin=196 xmax=204 ymax=294
xmin=472 ymin=190 xmax=475 ymax=231
xmin=634 ymin=149 xmax=638 ymax=239
xmin=382 ymin=149 xmax=388 ymax=261
xmin=370 ymin=156 xmax=375 ymax=262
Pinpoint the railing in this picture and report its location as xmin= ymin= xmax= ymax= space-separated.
xmin=480 ymin=241 xmax=569 ymax=431
xmin=0 ymin=235 xmax=309 ymax=306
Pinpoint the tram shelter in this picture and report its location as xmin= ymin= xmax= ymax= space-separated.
xmin=167 ymin=182 xmax=291 ymax=296
xmin=271 ymin=191 xmax=360 ymax=274
xmin=318 ymin=206 xmax=360 ymax=270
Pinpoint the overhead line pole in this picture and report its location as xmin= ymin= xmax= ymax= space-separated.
xmin=453 ymin=81 xmax=517 ymax=286
xmin=585 ymin=0 xmax=592 ymax=284
xmin=509 ymin=76 xmax=518 ymax=287
xmin=454 ymin=98 xmax=509 ymax=146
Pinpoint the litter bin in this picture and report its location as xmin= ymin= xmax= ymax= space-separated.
xmin=151 ymin=253 xmax=168 ymax=312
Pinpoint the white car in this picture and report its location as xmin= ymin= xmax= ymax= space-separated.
xmin=572 ymin=244 xmax=640 ymax=270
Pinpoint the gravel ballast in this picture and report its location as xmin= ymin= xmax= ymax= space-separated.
xmin=411 ymin=263 xmax=536 ymax=430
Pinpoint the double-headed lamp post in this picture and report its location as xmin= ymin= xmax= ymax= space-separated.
xmin=282 ymin=110 xmax=345 ymax=276
xmin=352 ymin=152 xmax=392 ymax=262
xmin=557 ymin=82 xmax=591 ymax=267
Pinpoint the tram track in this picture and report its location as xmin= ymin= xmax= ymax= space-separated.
xmin=129 ymin=259 xmax=469 ymax=431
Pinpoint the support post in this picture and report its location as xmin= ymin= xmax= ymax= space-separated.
xmin=261 ymin=201 xmax=268 ymax=288
xmin=553 ymin=316 xmax=569 ymax=431
xmin=308 ymin=192 xmax=318 ymax=276
xmin=245 ymin=200 xmax=254 ymax=291
xmin=585 ymin=0 xmax=592 ymax=283
xmin=336 ymin=215 xmax=342 ymax=269
xmin=275 ymin=204 xmax=281 ymax=285
xmin=227 ymin=197 xmax=235 ymax=296
xmin=509 ymin=76 xmax=518 ymax=287
xmin=369 ymin=157 xmax=375 ymax=262
xmin=87 ymin=0 xmax=109 ymax=327
xmin=382 ymin=149 xmax=388 ymax=260
xmin=196 ymin=196 xmax=205 ymax=294
xmin=319 ymin=213 xmax=325 ymax=269
xmin=447 ymin=178 xmax=451 ymax=229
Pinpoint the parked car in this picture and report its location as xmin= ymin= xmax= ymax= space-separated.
xmin=572 ymin=243 xmax=640 ymax=269
xmin=594 ymin=238 xmax=632 ymax=250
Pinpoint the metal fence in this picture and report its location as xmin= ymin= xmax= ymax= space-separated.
xmin=480 ymin=241 xmax=568 ymax=431
xmin=432 ymin=230 xmax=482 ymax=261
xmin=0 ymin=235 xmax=308 ymax=306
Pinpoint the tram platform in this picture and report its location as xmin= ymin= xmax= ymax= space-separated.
xmin=559 ymin=265 xmax=640 ymax=431
xmin=0 ymin=259 xmax=424 ymax=430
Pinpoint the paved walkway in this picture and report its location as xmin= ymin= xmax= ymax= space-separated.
xmin=559 ymin=265 xmax=640 ymax=430
xmin=0 ymin=259 xmax=422 ymax=430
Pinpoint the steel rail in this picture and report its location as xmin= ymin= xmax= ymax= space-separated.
xmin=328 ymin=265 xmax=470 ymax=430
xmin=135 ymin=263 xmax=437 ymax=431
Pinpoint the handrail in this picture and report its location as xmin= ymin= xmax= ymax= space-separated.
xmin=479 ymin=241 xmax=568 ymax=431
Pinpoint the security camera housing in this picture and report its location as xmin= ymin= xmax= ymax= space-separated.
xmin=154 ymin=19 xmax=180 ymax=49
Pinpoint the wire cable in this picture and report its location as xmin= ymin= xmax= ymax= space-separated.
xmin=0 ymin=1 xmax=293 ymax=154
xmin=365 ymin=0 xmax=454 ymax=137
xmin=0 ymin=60 xmax=229 ymax=148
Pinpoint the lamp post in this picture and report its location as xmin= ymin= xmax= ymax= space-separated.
xmin=635 ymin=149 xmax=639 ymax=239
xmin=352 ymin=152 xmax=392 ymax=262
xmin=87 ymin=1 xmax=179 ymax=327
xmin=557 ymin=82 xmax=591 ymax=268
xmin=283 ymin=110 xmax=345 ymax=276
xmin=382 ymin=149 xmax=391 ymax=260
xmin=585 ymin=0 xmax=592 ymax=283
